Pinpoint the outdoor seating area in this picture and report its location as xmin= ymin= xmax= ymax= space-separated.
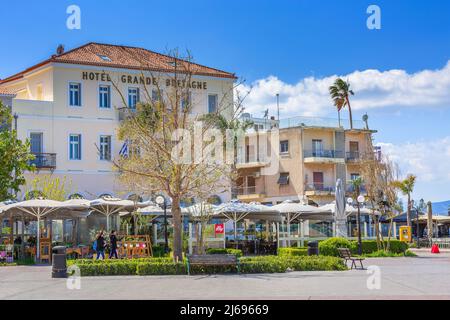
xmin=1 ymin=195 xmax=445 ymax=265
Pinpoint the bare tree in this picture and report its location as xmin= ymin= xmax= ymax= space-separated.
xmin=111 ymin=50 xmax=243 ymax=261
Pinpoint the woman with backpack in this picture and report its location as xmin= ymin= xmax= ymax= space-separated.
xmin=95 ymin=231 xmax=106 ymax=260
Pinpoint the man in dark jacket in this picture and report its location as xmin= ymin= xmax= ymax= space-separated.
xmin=96 ymin=231 xmax=106 ymax=260
xmin=109 ymin=230 xmax=119 ymax=259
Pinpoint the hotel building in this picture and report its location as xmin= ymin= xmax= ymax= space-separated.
xmin=0 ymin=42 xmax=236 ymax=201
xmin=235 ymin=114 xmax=377 ymax=206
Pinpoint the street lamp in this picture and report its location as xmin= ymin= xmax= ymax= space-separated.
xmin=155 ymin=195 xmax=169 ymax=253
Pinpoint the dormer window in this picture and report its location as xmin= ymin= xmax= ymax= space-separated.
xmin=98 ymin=54 xmax=112 ymax=62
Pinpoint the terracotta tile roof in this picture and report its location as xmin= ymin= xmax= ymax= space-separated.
xmin=0 ymin=42 xmax=236 ymax=84
xmin=0 ymin=87 xmax=16 ymax=96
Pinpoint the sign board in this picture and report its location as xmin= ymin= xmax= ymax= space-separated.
xmin=214 ymin=224 xmax=224 ymax=235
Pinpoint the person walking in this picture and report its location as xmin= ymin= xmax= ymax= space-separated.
xmin=96 ymin=231 xmax=106 ymax=260
xmin=109 ymin=230 xmax=119 ymax=259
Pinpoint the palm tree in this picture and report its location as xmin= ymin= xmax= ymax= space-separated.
xmin=329 ymin=78 xmax=355 ymax=129
xmin=392 ymin=174 xmax=417 ymax=228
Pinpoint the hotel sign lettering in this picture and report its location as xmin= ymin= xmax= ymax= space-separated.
xmin=81 ymin=72 xmax=207 ymax=90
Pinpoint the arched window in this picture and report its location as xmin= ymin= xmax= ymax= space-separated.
xmin=127 ymin=194 xmax=143 ymax=202
xmin=208 ymin=195 xmax=222 ymax=205
xmin=25 ymin=190 xmax=44 ymax=200
xmin=68 ymin=193 xmax=85 ymax=200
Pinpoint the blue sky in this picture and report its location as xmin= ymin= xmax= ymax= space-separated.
xmin=2 ymin=0 xmax=450 ymax=202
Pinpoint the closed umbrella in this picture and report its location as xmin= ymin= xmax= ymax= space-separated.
xmin=335 ymin=179 xmax=347 ymax=237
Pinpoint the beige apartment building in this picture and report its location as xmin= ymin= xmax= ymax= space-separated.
xmin=0 ymin=42 xmax=236 ymax=201
xmin=235 ymin=115 xmax=376 ymax=206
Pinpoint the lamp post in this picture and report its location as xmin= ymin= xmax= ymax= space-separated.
xmin=348 ymin=193 xmax=365 ymax=255
xmin=155 ymin=195 xmax=169 ymax=253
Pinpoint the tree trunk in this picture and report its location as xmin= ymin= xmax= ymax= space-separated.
xmin=171 ymin=197 xmax=183 ymax=262
xmin=346 ymin=98 xmax=353 ymax=129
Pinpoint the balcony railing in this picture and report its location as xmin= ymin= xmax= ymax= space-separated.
xmin=236 ymin=153 xmax=268 ymax=164
xmin=346 ymin=183 xmax=367 ymax=194
xmin=29 ymin=153 xmax=56 ymax=169
xmin=305 ymin=183 xmax=335 ymax=193
xmin=303 ymin=150 xmax=344 ymax=159
xmin=346 ymin=151 xmax=361 ymax=161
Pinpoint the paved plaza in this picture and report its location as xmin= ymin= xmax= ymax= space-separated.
xmin=0 ymin=250 xmax=449 ymax=300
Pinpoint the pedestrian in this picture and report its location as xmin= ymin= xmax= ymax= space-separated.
xmin=96 ymin=231 xmax=106 ymax=260
xmin=109 ymin=230 xmax=119 ymax=259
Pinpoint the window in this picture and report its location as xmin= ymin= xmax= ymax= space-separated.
xmin=97 ymin=54 xmax=112 ymax=62
xmin=350 ymin=173 xmax=360 ymax=181
xmin=181 ymin=92 xmax=191 ymax=111
xmin=277 ymin=173 xmax=290 ymax=185
xmin=128 ymin=87 xmax=140 ymax=109
xmin=280 ymin=140 xmax=289 ymax=153
xmin=99 ymin=85 xmax=111 ymax=108
xmin=208 ymin=94 xmax=218 ymax=113
xmin=152 ymin=89 xmax=162 ymax=102
xmin=69 ymin=83 xmax=81 ymax=106
xmin=99 ymin=135 xmax=112 ymax=160
xmin=312 ymin=139 xmax=323 ymax=156
xmin=69 ymin=134 xmax=82 ymax=160
xmin=30 ymin=133 xmax=43 ymax=154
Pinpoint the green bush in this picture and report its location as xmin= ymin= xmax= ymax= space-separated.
xmin=350 ymin=240 xmax=409 ymax=255
xmin=137 ymin=262 xmax=186 ymax=275
xmin=318 ymin=237 xmax=352 ymax=257
xmin=205 ymin=248 xmax=243 ymax=257
xmin=278 ymin=247 xmax=308 ymax=257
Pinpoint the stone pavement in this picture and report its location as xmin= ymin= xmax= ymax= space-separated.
xmin=0 ymin=251 xmax=449 ymax=300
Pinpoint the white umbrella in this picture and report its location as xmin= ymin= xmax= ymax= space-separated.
xmin=0 ymin=199 xmax=88 ymax=260
xmin=89 ymin=197 xmax=147 ymax=231
xmin=335 ymin=179 xmax=347 ymax=237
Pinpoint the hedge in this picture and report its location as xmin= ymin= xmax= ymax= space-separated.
xmin=278 ymin=247 xmax=308 ymax=257
xmin=318 ymin=237 xmax=409 ymax=257
xmin=205 ymin=248 xmax=243 ymax=257
xmin=68 ymin=255 xmax=346 ymax=276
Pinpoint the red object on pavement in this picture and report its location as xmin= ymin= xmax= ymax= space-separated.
xmin=431 ymin=244 xmax=440 ymax=254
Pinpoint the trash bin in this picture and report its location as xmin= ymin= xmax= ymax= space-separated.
xmin=307 ymin=241 xmax=319 ymax=256
xmin=52 ymin=246 xmax=67 ymax=278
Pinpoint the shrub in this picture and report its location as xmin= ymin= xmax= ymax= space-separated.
xmin=349 ymin=240 xmax=409 ymax=255
xmin=278 ymin=247 xmax=308 ymax=257
xmin=206 ymin=248 xmax=243 ymax=257
xmin=318 ymin=237 xmax=352 ymax=257
xmin=137 ymin=262 xmax=186 ymax=275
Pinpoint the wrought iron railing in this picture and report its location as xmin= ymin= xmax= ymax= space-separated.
xmin=303 ymin=149 xmax=344 ymax=158
xmin=29 ymin=153 xmax=56 ymax=169
xmin=305 ymin=183 xmax=335 ymax=193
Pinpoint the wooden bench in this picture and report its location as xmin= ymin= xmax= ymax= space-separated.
xmin=186 ymin=254 xmax=239 ymax=275
xmin=338 ymin=248 xmax=365 ymax=270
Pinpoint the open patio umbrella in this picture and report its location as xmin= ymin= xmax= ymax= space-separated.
xmin=0 ymin=199 xmax=88 ymax=260
xmin=214 ymin=200 xmax=279 ymax=247
xmin=89 ymin=197 xmax=147 ymax=231
xmin=271 ymin=200 xmax=328 ymax=245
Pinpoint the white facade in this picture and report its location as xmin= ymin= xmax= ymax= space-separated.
xmin=1 ymin=51 xmax=235 ymax=202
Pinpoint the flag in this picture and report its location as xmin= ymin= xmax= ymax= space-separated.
xmin=119 ymin=140 xmax=129 ymax=157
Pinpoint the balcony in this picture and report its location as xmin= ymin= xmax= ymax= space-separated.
xmin=305 ymin=183 xmax=335 ymax=196
xmin=346 ymin=151 xmax=362 ymax=162
xmin=236 ymin=153 xmax=270 ymax=169
xmin=303 ymin=150 xmax=345 ymax=164
xmin=346 ymin=183 xmax=367 ymax=195
xmin=232 ymin=186 xmax=265 ymax=202
xmin=29 ymin=153 xmax=56 ymax=169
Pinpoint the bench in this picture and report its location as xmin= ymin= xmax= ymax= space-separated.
xmin=337 ymin=248 xmax=365 ymax=270
xmin=186 ymin=254 xmax=239 ymax=275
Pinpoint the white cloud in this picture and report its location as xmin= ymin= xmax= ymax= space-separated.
xmin=377 ymin=137 xmax=450 ymax=184
xmin=237 ymin=61 xmax=450 ymax=118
